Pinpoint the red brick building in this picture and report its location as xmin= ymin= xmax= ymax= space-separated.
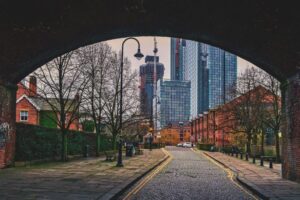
xmin=16 ymin=76 xmax=80 ymax=130
xmin=156 ymin=123 xmax=192 ymax=145
xmin=191 ymin=86 xmax=278 ymax=149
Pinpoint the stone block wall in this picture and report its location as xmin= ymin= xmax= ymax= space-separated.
xmin=281 ymin=74 xmax=300 ymax=182
xmin=0 ymin=83 xmax=17 ymax=168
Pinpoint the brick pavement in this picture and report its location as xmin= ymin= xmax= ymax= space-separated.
xmin=0 ymin=149 xmax=166 ymax=200
xmin=203 ymin=151 xmax=300 ymax=200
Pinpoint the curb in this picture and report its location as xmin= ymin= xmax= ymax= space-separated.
xmin=99 ymin=150 xmax=170 ymax=200
xmin=202 ymin=151 xmax=269 ymax=200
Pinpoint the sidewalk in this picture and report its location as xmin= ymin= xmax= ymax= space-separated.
xmin=0 ymin=149 xmax=167 ymax=200
xmin=203 ymin=151 xmax=300 ymax=200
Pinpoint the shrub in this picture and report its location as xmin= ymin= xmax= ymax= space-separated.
xmin=143 ymin=143 xmax=165 ymax=149
xmin=15 ymin=123 xmax=112 ymax=161
xmin=221 ymin=146 xmax=233 ymax=153
xmin=197 ymin=143 xmax=215 ymax=151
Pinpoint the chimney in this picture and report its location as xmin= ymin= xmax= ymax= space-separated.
xmin=29 ymin=76 xmax=37 ymax=97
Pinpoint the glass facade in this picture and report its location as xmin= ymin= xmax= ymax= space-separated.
xmin=156 ymin=79 xmax=191 ymax=129
xmin=170 ymin=38 xmax=186 ymax=80
xmin=184 ymin=41 xmax=209 ymax=117
xmin=170 ymin=38 xmax=237 ymax=118
xmin=207 ymin=45 xmax=237 ymax=108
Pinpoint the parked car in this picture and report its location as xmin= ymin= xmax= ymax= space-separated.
xmin=183 ymin=142 xmax=192 ymax=148
xmin=177 ymin=143 xmax=184 ymax=147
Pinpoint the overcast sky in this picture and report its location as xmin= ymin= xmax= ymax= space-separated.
xmin=106 ymin=36 xmax=258 ymax=79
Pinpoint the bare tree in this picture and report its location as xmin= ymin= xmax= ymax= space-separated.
xmin=122 ymin=115 xmax=149 ymax=143
xmin=79 ymin=43 xmax=111 ymax=156
xmin=261 ymin=73 xmax=281 ymax=162
xmin=220 ymin=67 xmax=267 ymax=154
xmin=103 ymin=52 xmax=140 ymax=150
xmin=33 ymin=51 xmax=87 ymax=161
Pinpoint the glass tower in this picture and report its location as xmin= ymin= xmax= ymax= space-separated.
xmin=170 ymin=38 xmax=237 ymax=118
xmin=207 ymin=45 xmax=237 ymax=108
xmin=156 ymin=79 xmax=191 ymax=129
xmin=184 ymin=41 xmax=209 ymax=117
xmin=170 ymin=38 xmax=186 ymax=80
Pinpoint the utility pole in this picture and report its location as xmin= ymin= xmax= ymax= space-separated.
xmin=153 ymin=37 xmax=158 ymax=137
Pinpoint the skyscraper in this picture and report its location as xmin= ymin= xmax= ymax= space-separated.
xmin=207 ymin=46 xmax=237 ymax=108
xmin=170 ymin=38 xmax=237 ymax=118
xmin=170 ymin=38 xmax=186 ymax=80
xmin=184 ymin=41 xmax=209 ymax=117
xmin=139 ymin=56 xmax=164 ymax=119
xmin=156 ymin=79 xmax=191 ymax=129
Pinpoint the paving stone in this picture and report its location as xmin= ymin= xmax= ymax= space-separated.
xmin=0 ymin=149 xmax=165 ymax=200
xmin=205 ymin=151 xmax=300 ymax=199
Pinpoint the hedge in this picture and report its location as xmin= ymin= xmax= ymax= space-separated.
xmin=144 ymin=143 xmax=165 ymax=149
xmin=15 ymin=123 xmax=112 ymax=161
xmin=197 ymin=143 xmax=215 ymax=151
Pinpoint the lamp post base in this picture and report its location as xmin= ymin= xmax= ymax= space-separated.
xmin=116 ymin=140 xmax=123 ymax=167
xmin=116 ymin=163 xmax=124 ymax=167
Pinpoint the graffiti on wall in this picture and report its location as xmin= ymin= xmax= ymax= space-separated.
xmin=0 ymin=122 xmax=10 ymax=149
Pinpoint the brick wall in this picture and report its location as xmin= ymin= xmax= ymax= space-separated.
xmin=16 ymin=83 xmax=30 ymax=99
xmin=16 ymin=98 xmax=39 ymax=125
xmin=0 ymin=84 xmax=17 ymax=168
xmin=282 ymin=75 xmax=300 ymax=182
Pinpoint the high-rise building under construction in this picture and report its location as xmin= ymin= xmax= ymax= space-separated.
xmin=139 ymin=56 xmax=164 ymax=119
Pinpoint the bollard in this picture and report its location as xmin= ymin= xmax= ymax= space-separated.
xmin=231 ymin=151 xmax=234 ymax=156
xmin=236 ymin=153 xmax=238 ymax=158
xmin=269 ymin=159 xmax=273 ymax=169
xmin=252 ymin=156 xmax=256 ymax=164
xmin=260 ymin=157 xmax=264 ymax=166
xmin=240 ymin=153 xmax=243 ymax=160
xmin=246 ymin=153 xmax=249 ymax=161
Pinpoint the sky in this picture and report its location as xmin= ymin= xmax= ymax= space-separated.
xmin=106 ymin=36 xmax=258 ymax=79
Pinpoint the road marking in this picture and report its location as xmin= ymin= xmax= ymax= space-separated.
xmin=191 ymin=148 xmax=259 ymax=200
xmin=122 ymin=148 xmax=173 ymax=200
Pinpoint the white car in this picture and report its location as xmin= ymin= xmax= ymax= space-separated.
xmin=177 ymin=143 xmax=184 ymax=147
xmin=183 ymin=142 xmax=192 ymax=148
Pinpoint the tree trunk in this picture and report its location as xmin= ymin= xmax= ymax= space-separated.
xmin=96 ymin=125 xmax=101 ymax=157
xmin=112 ymin=133 xmax=117 ymax=151
xmin=246 ymin=133 xmax=251 ymax=154
xmin=275 ymin=129 xmax=280 ymax=162
xmin=261 ymin=131 xmax=265 ymax=156
xmin=61 ymin=129 xmax=68 ymax=161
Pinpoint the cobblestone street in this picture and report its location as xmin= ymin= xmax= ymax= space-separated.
xmin=130 ymin=147 xmax=255 ymax=200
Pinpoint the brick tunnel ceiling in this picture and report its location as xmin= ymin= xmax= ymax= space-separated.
xmin=0 ymin=0 xmax=299 ymax=83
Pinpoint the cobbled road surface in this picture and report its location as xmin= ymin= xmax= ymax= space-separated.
xmin=131 ymin=146 xmax=255 ymax=200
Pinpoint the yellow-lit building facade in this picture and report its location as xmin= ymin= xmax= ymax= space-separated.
xmin=157 ymin=124 xmax=192 ymax=145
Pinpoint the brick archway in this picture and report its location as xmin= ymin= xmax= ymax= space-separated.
xmin=0 ymin=0 xmax=299 ymax=181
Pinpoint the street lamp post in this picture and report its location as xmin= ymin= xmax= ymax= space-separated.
xmin=116 ymin=37 xmax=144 ymax=167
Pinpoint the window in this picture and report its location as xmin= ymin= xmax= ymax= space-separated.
xmin=20 ymin=111 xmax=28 ymax=121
